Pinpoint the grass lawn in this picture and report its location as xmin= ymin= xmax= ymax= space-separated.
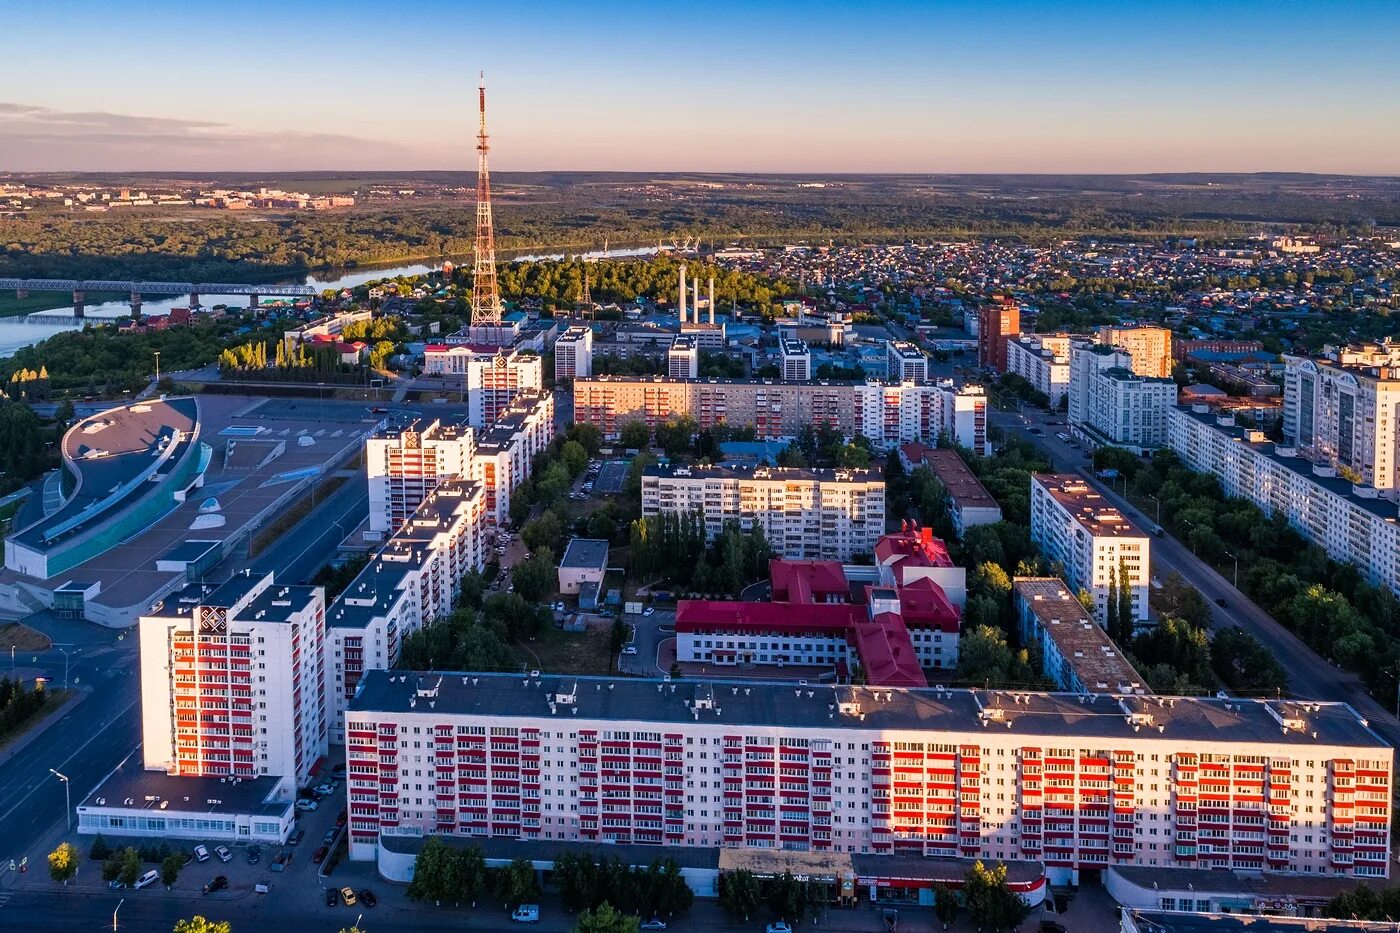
xmin=517 ymin=625 xmax=615 ymax=676
xmin=0 ymin=622 xmax=52 ymax=653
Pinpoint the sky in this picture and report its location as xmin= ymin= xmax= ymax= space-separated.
xmin=1 ymin=0 xmax=1397 ymax=174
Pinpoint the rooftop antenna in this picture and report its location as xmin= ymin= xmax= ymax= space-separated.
xmin=472 ymin=70 xmax=504 ymax=344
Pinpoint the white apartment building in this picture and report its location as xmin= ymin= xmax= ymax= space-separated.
xmin=1069 ymin=342 xmax=1177 ymax=453
xmin=1006 ymin=335 xmax=1072 ymax=408
xmin=1013 ymin=576 xmax=1148 ymax=696
xmin=853 ymin=381 xmax=990 ymax=455
xmin=138 ymin=571 xmax=328 ymax=785
xmin=1029 ymin=474 xmax=1151 ymax=625
xmin=781 ymin=337 xmax=812 ymax=381
xmin=1097 ymin=326 xmax=1173 ymax=379
xmin=422 ymin=345 xmax=544 ymax=427
xmin=1283 ymin=344 xmax=1400 ymax=492
xmin=324 ymin=481 xmax=487 ymax=743
xmin=346 ymin=672 xmax=1392 ymax=886
xmin=641 ymin=463 xmax=885 ymax=561
xmin=555 ymin=326 xmax=593 ymax=382
xmin=366 ymin=417 xmax=476 ymax=533
xmin=1169 ymin=405 xmax=1400 ymax=597
xmin=886 ymin=340 xmax=929 ymax=384
xmin=471 ymin=391 xmax=556 ymax=526
xmin=668 ymin=335 xmax=700 ymax=379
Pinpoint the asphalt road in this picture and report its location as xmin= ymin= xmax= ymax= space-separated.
xmin=991 ymin=406 xmax=1400 ymax=749
xmin=251 ymin=473 xmax=369 ymax=585
xmin=618 ymin=608 xmax=674 ymax=676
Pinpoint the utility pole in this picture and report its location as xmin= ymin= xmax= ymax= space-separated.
xmin=49 ymin=768 xmax=71 ymax=832
xmin=153 ymin=350 xmax=161 ymax=385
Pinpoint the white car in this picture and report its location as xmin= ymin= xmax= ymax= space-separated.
xmin=512 ymin=905 xmax=540 ymax=923
xmin=622 ymin=646 xmax=638 ymax=656
xmin=643 ymin=607 xmax=656 ymax=617
xmin=214 ymin=846 xmax=233 ymax=863
xmin=295 ymin=798 xmax=318 ymax=812
xmin=641 ymin=921 xmax=667 ymax=931
xmin=1056 ymin=432 xmax=1071 ymax=441
xmin=767 ymin=924 xmax=793 ymax=933
xmin=193 ymin=844 xmax=211 ymax=863
xmin=134 ymin=869 xmax=160 ymax=890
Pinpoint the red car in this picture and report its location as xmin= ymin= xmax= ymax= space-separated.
xmin=313 ymin=846 xmax=329 ymax=865
xmin=336 ymin=809 xmax=347 ymax=828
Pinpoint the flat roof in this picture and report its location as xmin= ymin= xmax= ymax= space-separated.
xmin=79 ymin=753 xmax=289 ymax=819
xmin=909 ymin=447 xmax=1000 ymax=511
xmin=645 ymin=462 xmax=883 ymax=484
xmin=1014 ymin=577 xmax=1147 ymax=693
xmin=1111 ymin=865 xmax=1390 ymax=903
xmin=350 ymin=672 xmax=1387 ymax=750
xmin=560 ymin=537 xmax=609 ymax=571
xmin=1124 ymin=913 xmax=1399 ymax=933
xmin=1033 ymin=473 xmax=1148 ymax=538
xmin=159 ymin=539 xmax=222 ymax=564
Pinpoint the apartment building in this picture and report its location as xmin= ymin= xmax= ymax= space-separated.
xmin=366 ymin=417 xmax=476 ymax=533
xmin=422 ymin=345 xmax=544 ymax=427
xmin=324 ymin=481 xmax=486 ymax=743
xmin=346 ymin=672 xmax=1392 ymax=886
xmin=1168 ymin=405 xmax=1400 ymax=597
xmin=668 ymin=335 xmax=700 ymax=379
xmin=781 ymin=337 xmax=812 ymax=381
xmin=1283 ymin=343 xmax=1400 ymax=492
xmin=1069 ymin=343 xmax=1177 ymax=453
xmin=977 ymin=298 xmax=1020 ymax=372
xmin=1013 ymin=577 xmax=1148 ymax=696
xmin=1029 ymin=474 xmax=1150 ymax=625
xmin=572 ymin=376 xmax=989 ymax=454
xmin=471 ymin=391 xmax=556 ymax=526
xmin=1006 ymin=335 xmax=1072 ymax=408
xmin=898 ymin=444 xmax=1003 ymax=537
xmin=886 ymin=340 xmax=929 ymax=384
xmin=138 ymin=571 xmax=328 ymax=785
xmin=641 ymin=463 xmax=885 ymax=561
xmin=555 ymin=326 xmax=593 ymax=382
xmin=1097 ymin=326 xmax=1173 ymax=378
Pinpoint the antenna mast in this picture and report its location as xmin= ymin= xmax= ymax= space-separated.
xmin=472 ymin=70 xmax=503 ymax=341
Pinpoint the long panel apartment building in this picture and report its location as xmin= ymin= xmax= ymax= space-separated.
xmin=1006 ymin=335 xmax=1072 ymax=409
xmin=346 ymin=672 xmax=1392 ymax=886
xmin=574 ymin=376 xmax=989 ymax=454
xmin=641 ymin=463 xmax=885 ymax=561
xmin=1029 ymin=474 xmax=1150 ymax=626
xmin=1168 ymin=405 xmax=1400 ymax=597
xmin=1283 ymin=342 xmax=1400 ymax=492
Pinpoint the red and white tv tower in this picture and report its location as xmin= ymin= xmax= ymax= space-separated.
xmin=471 ymin=71 xmax=504 ymax=342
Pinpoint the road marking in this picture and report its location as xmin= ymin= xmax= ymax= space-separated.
xmin=0 ymin=698 xmax=140 ymax=827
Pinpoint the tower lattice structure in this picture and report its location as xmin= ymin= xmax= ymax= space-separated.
xmin=472 ymin=72 xmax=503 ymax=336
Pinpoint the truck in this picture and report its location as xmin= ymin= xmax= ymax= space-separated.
xmin=624 ymin=601 xmax=644 ymax=616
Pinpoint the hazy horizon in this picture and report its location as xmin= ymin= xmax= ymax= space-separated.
xmin=3 ymin=0 xmax=1397 ymax=175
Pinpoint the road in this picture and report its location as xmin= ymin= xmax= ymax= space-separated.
xmin=990 ymin=406 xmax=1400 ymax=749
xmin=251 ymin=472 xmax=370 ymax=584
xmin=0 ymin=619 xmax=140 ymax=880
xmin=618 ymin=608 xmax=675 ymax=676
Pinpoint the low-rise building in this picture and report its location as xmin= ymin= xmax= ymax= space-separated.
xmin=1029 ymin=474 xmax=1151 ymax=625
xmin=1013 ymin=576 xmax=1148 ymax=695
xmin=898 ymin=444 xmax=1003 ymax=537
xmin=558 ymin=538 xmax=609 ymax=595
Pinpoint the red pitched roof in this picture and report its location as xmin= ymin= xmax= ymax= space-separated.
xmin=769 ymin=559 xmax=849 ymax=604
xmin=874 ymin=525 xmax=953 ymax=569
xmin=896 ymin=576 xmax=961 ymax=633
xmin=850 ymin=611 xmax=928 ymax=688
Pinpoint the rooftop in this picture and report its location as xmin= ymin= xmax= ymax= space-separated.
xmin=887 ymin=340 xmax=926 ymax=360
xmin=560 ymin=537 xmax=610 ymax=571
xmin=78 ymin=753 xmax=290 ymax=819
xmin=874 ymin=524 xmax=954 ymax=568
xmin=903 ymin=446 xmax=1000 ymax=511
xmin=1112 ymin=864 xmax=1396 ymax=904
xmin=1033 ymin=474 xmax=1148 ymax=538
xmin=645 ymin=462 xmax=883 ymax=485
xmin=1014 ymin=577 xmax=1147 ymax=694
xmin=1124 ymin=913 xmax=1400 ymax=933
xmin=350 ymin=672 xmax=1387 ymax=750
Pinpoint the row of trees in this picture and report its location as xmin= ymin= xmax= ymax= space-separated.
xmin=552 ymin=854 xmax=694 ymax=918
xmin=0 ymin=676 xmax=48 ymax=738
xmin=407 ymin=838 xmax=539 ymax=909
xmin=628 ymin=512 xmax=773 ymax=597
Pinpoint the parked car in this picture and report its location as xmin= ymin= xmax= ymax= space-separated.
xmin=512 ymin=905 xmax=541 ymax=922
xmin=641 ymin=920 xmax=668 ymax=930
xmin=134 ymin=869 xmax=160 ymax=890
xmin=622 ymin=646 xmax=638 ymax=656
xmin=214 ymin=846 xmax=232 ymax=863
xmin=288 ymin=829 xmax=305 ymax=846
xmin=323 ymin=829 xmax=338 ymax=846
xmin=295 ymin=799 xmax=318 ymax=812
xmin=313 ymin=783 xmax=335 ymax=797
xmin=246 ymin=847 xmax=261 ymax=865
xmin=203 ymin=875 xmax=229 ymax=895
xmin=643 ymin=607 xmax=656 ymax=616
xmin=326 ymin=888 xmax=339 ymax=907
xmin=359 ymin=889 xmax=379 ymax=908
xmin=108 ymin=880 xmax=128 ymax=890
xmin=1215 ymin=598 xmax=1228 ymax=607
xmin=766 ymin=923 xmax=793 ymax=933
xmin=313 ymin=846 xmax=329 ymax=865
xmin=340 ymin=887 xmax=357 ymax=906
xmin=336 ymin=809 xmax=348 ymax=828
xmin=193 ymin=845 xmax=211 ymax=863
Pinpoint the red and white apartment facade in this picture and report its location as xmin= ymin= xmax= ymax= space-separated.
xmin=472 ymin=391 xmax=555 ymax=526
xmin=325 ymin=480 xmax=488 ymax=742
xmin=345 ymin=673 xmax=1391 ymax=886
xmin=422 ymin=344 xmax=544 ymax=427
xmin=139 ymin=571 xmax=328 ymax=785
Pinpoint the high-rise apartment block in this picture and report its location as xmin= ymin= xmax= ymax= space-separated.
xmin=366 ymin=417 xmax=477 ymax=534
xmin=781 ymin=337 xmax=812 ymax=381
xmin=886 ymin=340 xmax=929 ymax=384
xmin=667 ymin=335 xmax=700 ymax=379
xmin=573 ymin=377 xmax=988 ymax=454
xmin=1013 ymin=576 xmax=1148 ymax=696
xmin=977 ymin=298 xmax=1020 ymax=372
xmin=1006 ymin=334 xmax=1072 ymax=408
xmin=554 ymin=325 xmax=593 ymax=382
xmin=641 ymin=463 xmax=885 ymax=561
xmin=325 ymin=480 xmax=487 ymax=742
xmin=421 ymin=345 xmax=543 ymax=427
xmin=1069 ymin=342 xmax=1177 ymax=453
xmin=1169 ymin=405 xmax=1400 ymax=597
xmin=472 ymin=391 xmax=555 ymax=525
xmin=346 ymin=672 xmax=1392 ymax=884
xmin=139 ymin=571 xmax=328 ymax=785
xmin=1029 ymin=474 xmax=1150 ymax=625
xmin=1284 ymin=342 xmax=1400 ymax=492
xmin=1097 ymin=326 xmax=1173 ymax=379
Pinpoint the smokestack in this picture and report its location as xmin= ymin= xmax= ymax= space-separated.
xmin=679 ymin=265 xmax=687 ymax=324
xmin=708 ymin=277 xmax=715 ymax=325
xmin=692 ymin=278 xmax=699 ymax=323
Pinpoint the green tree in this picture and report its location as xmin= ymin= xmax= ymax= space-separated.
xmin=54 ymin=398 xmax=75 ymax=425
xmin=575 ymin=902 xmax=639 ymax=933
xmin=48 ymin=842 xmax=78 ymax=884
xmin=407 ymin=836 xmax=450 ymax=903
xmin=719 ymin=869 xmax=762 ymax=921
xmin=619 ymin=420 xmax=650 ymax=450
xmin=450 ymin=845 xmax=488 ymax=906
xmin=494 ymin=857 xmax=540 ymax=909
xmin=1211 ymin=626 xmax=1288 ymax=695
xmin=566 ymin=423 xmax=604 ymax=456
xmin=766 ymin=871 xmax=815 ymax=922
xmin=160 ymin=852 xmax=183 ymax=888
xmin=118 ymin=846 xmax=142 ymax=886
xmin=89 ymin=834 xmax=111 ymax=861
xmin=933 ymin=882 xmax=959 ymax=929
xmin=1133 ymin=617 xmax=1213 ymax=695
xmin=561 ymin=440 xmax=589 ymax=478
xmin=1116 ymin=558 xmax=1134 ymax=643
xmin=523 ymin=511 xmax=565 ymax=553
xmin=513 ymin=548 xmax=557 ymax=603
xmin=1153 ymin=571 xmax=1211 ymax=629
xmin=963 ymin=861 xmax=1030 ymax=933
xmin=173 ymin=917 xmax=232 ymax=933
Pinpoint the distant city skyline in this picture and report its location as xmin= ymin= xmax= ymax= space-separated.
xmin=2 ymin=0 xmax=1397 ymax=174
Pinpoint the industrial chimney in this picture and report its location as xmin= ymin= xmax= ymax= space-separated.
xmin=708 ymin=276 xmax=715 ymax=325
xmin=678 ymin=265 xmax=687 ymax=324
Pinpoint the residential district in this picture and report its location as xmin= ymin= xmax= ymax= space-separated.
xmin=3 ymin=129 xmax=1400 ymax=933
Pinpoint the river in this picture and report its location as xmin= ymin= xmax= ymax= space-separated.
xmin=0 ymin=245 xmax=661 ymax=357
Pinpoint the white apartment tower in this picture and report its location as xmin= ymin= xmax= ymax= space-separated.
xmin=668 ymin=335 xmax=700 ymax=380
xmin=554 ymin=326 xmax=593 ymax=382
xmin=886 ymin=340 xmax=930 ymax=384
xmin=1069 ymin=342 xmax=1177 ymax=453
xmin=1284 ymin=343 xmax=1400 ymax=492
xmin=365 ymin=417 xmax=476 ymax=533
xmin=781 ymin=337 xmax=812 ymax=381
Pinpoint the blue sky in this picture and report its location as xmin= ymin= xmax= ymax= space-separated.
xmin=1 ymin=0 xmax=1396 ymax=173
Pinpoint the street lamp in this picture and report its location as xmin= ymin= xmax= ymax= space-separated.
xmin=1146 ymin=493 xmax=1163 ymax=526
xmin=1222 ymin=549 xmax=1239 ymax=590
xmin=49 ymin=768 xmax=71 ymax=833
xmin=113 ymin=898 xmax=124 ymax=932
xmin=58 ymin=646 xmax=75 ymax=690
xmin=153 ymin=350 xmax=161 ymax=385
